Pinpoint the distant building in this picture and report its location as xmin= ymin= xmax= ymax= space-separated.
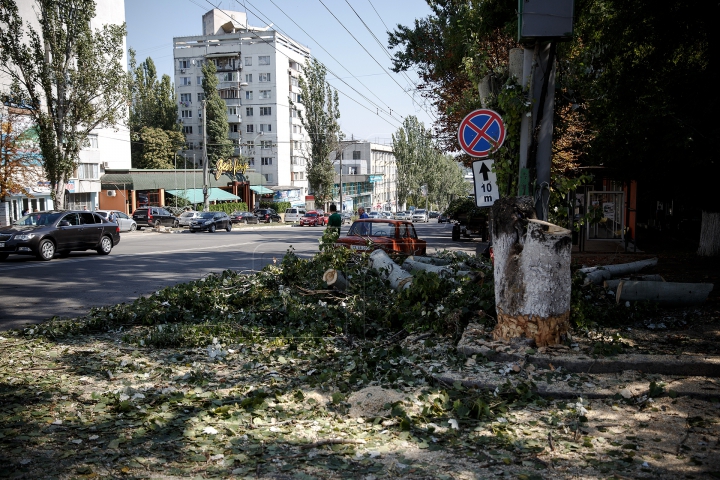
xmin=331 ymin=142 xmax=398 ymax=212
xmin=0 ymin=0 xmax=131 ymax=225
xmin=173 ymin=8 xmax=310 ymax=204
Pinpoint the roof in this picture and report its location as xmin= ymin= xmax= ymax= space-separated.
xmin=250 ymin=185 xmax=274 ymax=194
xmin=101 ymin=169 xmax=249 ymax=191
xmin=166 ymin=188 xmax=241 ymax=203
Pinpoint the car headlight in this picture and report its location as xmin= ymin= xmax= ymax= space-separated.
xmin=14 ymin=233 xmax=36 ymax=241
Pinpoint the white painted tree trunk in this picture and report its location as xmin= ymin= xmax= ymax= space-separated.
xmin=616 ymin=281 xmax=713 ymax=306
xmin=491 ymin=197 xmax=572 ymax=346
xmin=401 ymin=258 xmax=475 ymax=280
xmin=580 ymin=258 xmax=658 ymax=285
xmin=368 ymin=249 xmax=413 ymax=291
xmin=698 ymin=211 xmax=720 ymax=256
xmin=604 ymin=274 xmax=664 ymax=290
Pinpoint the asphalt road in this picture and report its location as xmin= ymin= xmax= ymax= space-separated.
xmin=0 ymin=221 xmax=481 ymax=330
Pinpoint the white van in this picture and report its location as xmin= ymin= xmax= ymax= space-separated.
xmin=284 ymin=207 xmax=306 ymax=223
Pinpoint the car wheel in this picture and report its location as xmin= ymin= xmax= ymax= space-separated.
xmin=0 ymin=253 xmax=9 ymax=261
xmin=173 ymin=219 xmax=180 ymax=228
xmin=96 ymin=235 xmax=113 ymax=255
xmin=190 ymin=229 xmax=196 ymax=233
xmin=209 ymin=224 xmax=216 ymax=233
xmin=154 ymin=220 xmax=161 ymax=228
xmin=226 ymin=223 xmax=232 ymax=232
xmin=130 ymin=223 xmax=137 ymax=231
xmin=37 ymin=239 xmax=55 ymax=261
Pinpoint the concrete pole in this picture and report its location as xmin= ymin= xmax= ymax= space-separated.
xmin=202 ymin=100 xmax=209 ymax=212
xmin=517 ymin=45 xmax=537 ymax=196
xmin=531 ymin=42 xmax=557 ymax=221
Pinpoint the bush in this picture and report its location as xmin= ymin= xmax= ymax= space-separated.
xmin=260 ymin=200 xmax=291 ymax=212
xmin=208 ymin=202 xmax=248 ymax=214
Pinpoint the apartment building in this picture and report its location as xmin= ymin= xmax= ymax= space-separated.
xmin=0 ymin=0 xmax=131 ymax=225
xmin=173 ymin=9 xmax=310 ymax=203
xmin=332 ymin=142 xmax=398 ymax=213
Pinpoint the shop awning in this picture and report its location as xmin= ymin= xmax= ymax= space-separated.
xmin=166 ymin=188 xmax=241 ymax=203
xmin=250 ymin=185 xmax=274 ymax=194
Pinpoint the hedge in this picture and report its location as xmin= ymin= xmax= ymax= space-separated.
xmin=260 ymin=200 xmax=291 ymax=212
xmin=208 ymin=202 xmax=248 ymax=214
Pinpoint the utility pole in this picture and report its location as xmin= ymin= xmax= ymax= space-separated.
xmin=202 ymin=100 xmax=209 ymax=212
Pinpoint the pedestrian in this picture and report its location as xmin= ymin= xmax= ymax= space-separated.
xmin=358 ymin=207 xmax=369 ymax=219
xmin=108 ymin=211 xmax=117 ymax=223
xmin=327 ymin=204 xmax=342 ymax=229
xmin=22 ymin=208 xmax=29 ymax=216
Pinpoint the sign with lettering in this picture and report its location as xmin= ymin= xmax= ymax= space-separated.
xmin=472 ymin=159 xmax=499 ymax=207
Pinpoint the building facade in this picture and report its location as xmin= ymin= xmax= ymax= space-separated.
xmin=0 ymin=0 xmax=131 ymax=226
xmin=332 ymin=142 xmax=398 ymax=213
xmin=173 ymin=9 xmax=310 ymax=203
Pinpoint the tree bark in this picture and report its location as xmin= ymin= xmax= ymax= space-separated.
xmin=401 ymin=258 xmax=474 ymax=279
xmin=580 ymin=258 xmax=658 ymax=285
xmin=368 ymin=249 xmax=413 ymax=291
xmin=491 ymin=197 xmax=572 ymax=346
xmin=698 ymin=211 xmax=720 ymax=257
xmin=616 ymin=281 xmax=713 ymax=306
xmin=604 ymin=274 xmax=664 ymax=290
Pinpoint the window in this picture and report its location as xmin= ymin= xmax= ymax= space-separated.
xmin=181 ymin=110 xmax=192 ymax=118
xmin=245 ymin=91 xmax=253 ymax=100
xmin=258 ymin=55 xmax=270 ymax=65
xmin=77 ymin=163 xmax=99 ymax=179
xmin=245 ymin=107 xmax=253 ymax=116
xmin=197 ymin=92 xmax=205 ymax=102
xmin=182 ymin=77 xmax=191 ymax=86
xmin=259 ymin=90 xmax=271 ymax=99
xmin=291 ymin=156 xmax=305 ymax=166
xmin=245 ymin=74 xmax=252 ymax=83
xmin=260 ymin=124 xmax=272 ymax=132
xmin=263 ymin=173 xmax=272 ymax=183
xmin=228 ymin=107 xmax=237 ymax=115
xmin=180 ymin=93 xmax=191 ymax=102
xmin=246 ymin=124 xmax=254 ymax=133
xmin=290 ymin=77 xmax=299 ymax=87
xmin=259 ymin=107 xmax=271 ymax=116
xmin=260 ymin=140 xmax=272 ymax=149
xmin=353 ymin=151 xmax=361 ymax=160
xmin=244 ymin=56 xmax=252 ymax=66
xmin=292 ymin=125 xmax=302 ymax=134
xmin=293 ymin=141 xmax=301 ymax=150
xmin=197 ymin=76 xmax=202 ymax=85
xmin=87 ymin=134 xmax=98 ymax=149
xmin=248 ymin=158 xmax=255 ymax=166
xmin=183 ymin=126 xmax=193 ymax=134
xmin=179 ymin=59 xmax=189 ymax=69
xmin=261 ymin=157 xmax=272 ymax=166
xmin=259 ymin=73 xmax=271 ymax=82
xmin=348 ymin=167 xmax=358 ymax=174
xmin=292 ymin=171 xmax=305 ymax=181
xmin=290 ymin=108 xmax=299 ymax=118
xmin=230 ymin=124 xmax=239 ymax=133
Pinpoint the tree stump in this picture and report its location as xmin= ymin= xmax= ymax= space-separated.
xmin=491 ymin=196 xmax=572 ymax=346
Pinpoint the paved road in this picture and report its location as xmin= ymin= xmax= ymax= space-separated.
xmin=0 ymin=221 xmax=481 ymax=330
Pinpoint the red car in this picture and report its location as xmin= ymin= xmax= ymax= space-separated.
xmin=299 ymin=211 xmax=327 ymax=227
xmin=335 ymin=219 xmax=426 ymax=256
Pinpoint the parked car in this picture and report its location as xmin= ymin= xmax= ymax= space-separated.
xmin=437 ymin=213 xmax=451 ymax=223
xmin=380 ymin=211 xmax=394 ymax=219
xmin=367 ymin=211 xmax=381 ymax=219
xmin=189 ymin=211 xmax=232 ymax=233
xmin=177 ymin=210 xmax=202 ymax=227
xmin=341 ymin=212 xmax=353 ymax=225
xmin=0 ymin=210 xmax=121 ymax=261
xmin=284 ymin=207 xmax=306 ymax=223
xmin=394 ymin=211 xmax=412 ymax=221
xmin=95 ymin=209 xmax=137 ymax=232
xmin=335 ymin=219 xmax=426 ymax=256
xmin=132 ymin=207 xmax=178 ymax=229
xmin=254 ymin=208 xmax=282 ymax=223
xmin=230 ymin=211 xmax=259 ymax=224
xmin=429 ymin=211 xmax=440 ymax=219
xmin=412 ymin=209 xmax=429 ymax=223
xmin=299 ymin=211 xmax=327 ymax=227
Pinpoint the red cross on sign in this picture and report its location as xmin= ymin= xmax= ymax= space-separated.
xmin=457 ymin=109 xmax=506 ymax=158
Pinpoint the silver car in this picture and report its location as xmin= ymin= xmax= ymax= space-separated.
xmin=412 ymin=209 xmax=429 ymax=223
xmin=394 ymin=211 xmax=412 ymax=221
xmin=178 ymin=211 xmax=202 ymax=227
xmin=95 ymin=210 xmax=137 ymax=232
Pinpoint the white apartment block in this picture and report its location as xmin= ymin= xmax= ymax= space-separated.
xmin=333 ymin=142 xmax=399 ymax=213
xmin=0 ymin=0 xmax=131 ymax=224
xmin=173 ymin=9 xmax=310 ymax=200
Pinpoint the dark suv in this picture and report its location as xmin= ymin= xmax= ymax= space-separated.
xmin=253 ymin=208 xmax=281 ymax=223
xmin=0 ymin=210 xmax=121 ymax=261
xmin=132 ymin=207 xmax=178 ymax=229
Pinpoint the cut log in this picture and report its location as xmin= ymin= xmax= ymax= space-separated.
xmin=603 ymin=274 xmax=665 ymax=290
xmin=323 ymin=269 xmax=348 ymax=292
xmin=408 ymin=256 xmax=452 ymax=266
xmin=580 ymin=258 xmax=658 ymax=285
xmin=401 ymin=258 xmax=476 ymax=280
xmin=616 ymin=281 xmax=714 ymax=306
xmin=368 ymin=249 xmax=413 ymax=291
xmin=491 ymin=197 xmax=572 ymax=347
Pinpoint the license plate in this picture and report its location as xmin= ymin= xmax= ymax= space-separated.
xmin=0 ymin=242 xmax=4 ymax=247
xmin=351 ymin=245 xmax=369 ymax=250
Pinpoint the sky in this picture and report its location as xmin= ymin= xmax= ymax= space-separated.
xmin=124 ymin=0 xmax=436 ymax=145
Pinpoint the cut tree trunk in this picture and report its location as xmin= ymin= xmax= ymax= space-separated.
xmin=603 ymin=274 xmax=664 ymax=290
xmin=698 ymin=211 xmax=720 ymax=256
xmin=408 ymin=256 xmax=452 ymax=266
xmin=491 ymin=196 xmax=572 ymax=347
xmin=368 ymin=249 xmax=413 ymax=291
xmin=580 ymin=258 xmax=658 ymax=285
xmin=616 ymin=281 xmax=714 ymax=306
xmin=323 ymin=269 xmax=348 ymax=292
xmin=401 ymin=258 xmax=476 ymax=280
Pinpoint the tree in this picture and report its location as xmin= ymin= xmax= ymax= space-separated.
xmin=392 ymin=116 xmax=434 ymax=208
xmin=0 ymin=0 xmax=130 ymax=208
xmin=426 ymin=155 xmax=469 ymax=210
xmin=201 ymin=61 xmax=233 ymax=169
xmin=0 ymin=103 xmax=43 ymax=199
xmin=295 ymin=59 xmax=343 ymax=206
xmin=128 ymin=50 xmax=183 ymax=169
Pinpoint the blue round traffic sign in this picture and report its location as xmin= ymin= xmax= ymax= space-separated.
xmin=457 ymin=109 xmax=506 ymax=158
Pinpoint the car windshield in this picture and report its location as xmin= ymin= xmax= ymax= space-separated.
xmin=181 ymin=212 xmax=195 ymax=217
xmin=304 ymin=213 xmax=317 ymax=217
xmin=199 ymin=212 xmax=215 ymax=219
xmin=348 ymin=222 xmax=395 ymax=237
xmin=415 ymin=210 xmax=426 ymax=214
xmin=14 ymin=212 xmax=63 ymax=226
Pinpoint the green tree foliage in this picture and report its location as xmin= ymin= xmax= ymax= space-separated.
xmin=426 ymin=154 xmax=470 ymax=211
xmin=128 ymin=50 xmax=182 ymax=168
xmin=295 ymin=59 xmax=343 ymax=206
xmin=392 ymin=116 xmax=435 ymax=208
xmin=0 ymin=0 xmax=130 ymax=207
xmin=201 ymin=61 xmax=233 ymax=169
xmin=0 ymin=103 xmax=43 ymax=198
